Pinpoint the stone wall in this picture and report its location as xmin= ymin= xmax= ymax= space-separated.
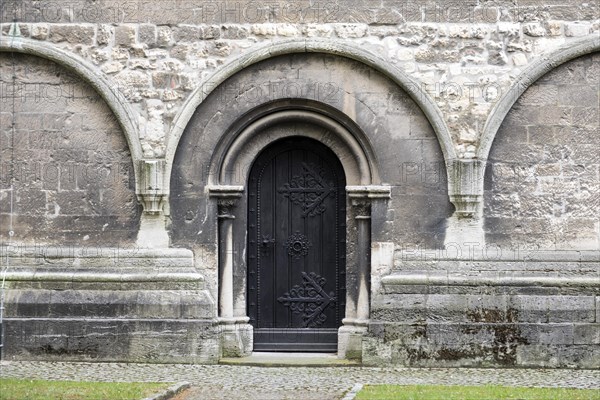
xmin=366 ymin=251 xmax=599 ymax=368
xmin=485 ymin=53 xmax=599 ymax=250
xmin=1 ymin=2 xmax=598 ymax=158
xmin=171 ymin=53 xmax=452 ymax=300
xmin=0 ymin=53 xmax=140 ymax=245
xmin=0 ymin=1 xmax=598 ymax=366
xmin=2 ymin=247 xmax=219 ymax=362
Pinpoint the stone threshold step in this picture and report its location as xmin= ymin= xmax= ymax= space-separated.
xmin=219 ymin=352 xmax=361 ymax=367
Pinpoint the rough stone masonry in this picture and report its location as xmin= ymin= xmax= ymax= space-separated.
xmin=0 ymin=0 xmax=598 ymax=367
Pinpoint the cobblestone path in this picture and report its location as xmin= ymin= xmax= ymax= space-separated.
xmin=1 ymin=361 xmax=599 ymax=400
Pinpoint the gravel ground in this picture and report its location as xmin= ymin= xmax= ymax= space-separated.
xmin=1 ymin=361 xmax=599 ymax=400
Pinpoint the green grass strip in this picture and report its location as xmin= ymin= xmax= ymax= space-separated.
xmin=0 ymin=379 xmax=170 ymax=400
xmin=355 ymin=384 xmax=600 ymax=400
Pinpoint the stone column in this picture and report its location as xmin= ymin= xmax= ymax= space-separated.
xmin=136 ymin=159 xmax=170 ymax=248
xmin=209 ymin=185 xmax=252 ymax=357
xmin=338 ymin=198 xmax=371 ymax=359
xmin=354 ymin=200 xmax=372 ymax=323
xmin=339 ymin=185 xmax=390 ymax=360
xmin=217 ymin=198 xmax=236 ymax=320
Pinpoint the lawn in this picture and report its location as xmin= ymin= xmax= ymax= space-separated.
xmin=0 ymin=379 xmax=170 ymax=400
xmin=355 ymin=384 xmax=600 ymax=400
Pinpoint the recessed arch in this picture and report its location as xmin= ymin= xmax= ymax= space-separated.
xmin=166 ymin=38 xmax=455 ymax=184
xmin=208 ymin=101 xmax=380 ymax=187
xmin=479 ymin=35 xmax=600 ymax=160
xmin=0 ymin=36 xmax=143 ymax=186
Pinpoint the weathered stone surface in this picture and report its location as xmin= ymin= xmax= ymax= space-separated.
xmin=156 ymin=26 xmax=173 ymax=47
xmin=114 ymin=25 xmax=136 ymax=46
xmin=138 ymin=24 xmax=156 ymax=46
xmin=113 ymin=70 xmax=151 ymax=101
xmin=334 ymin=24 xmax=368 ymax=38
xmin=512 ymin=53 xmax=528 ymax=66
xmin=221 ymin=25 xmax=250 ymax=39
xmin=573 ymin=324 xmax=600 ymax=345
xmin=199 ymin=25 xmax=221 ymax=39
xmin=96 ymin=24 xmax=113 ymax=45
xmin=2 ymin=6 xmax=599 ymax=367
xmin=48 ymin=24 xmax=94 ymax=44
xmin=523 ymin=22 xmax=546 ymax=37
xmin=174 ymin=25 xmax=200 ymax=42
xmin=101 ymin=61 xmax=124 ymax=74
xmin=565 ymin=22 xmax=592 ymax=37
xmin=0 ymin=53 xmax=139 ymax=245
xmin=30 ymin=24 xmax=48 ymax=40
xmin=3 ymin=319 xmax=219 ymax=363
xmin=486 ymin=53 xmax=600 ymax=251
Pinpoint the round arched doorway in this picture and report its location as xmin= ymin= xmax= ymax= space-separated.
xmin=206 ymin=106 xmax=390 ymax=359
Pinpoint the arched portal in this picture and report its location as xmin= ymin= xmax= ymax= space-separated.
xmin=207 ymin=105 xmax=390 ymax=358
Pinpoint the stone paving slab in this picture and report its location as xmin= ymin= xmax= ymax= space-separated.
xmin=220 ymin=352 xmax=361 ymax=367
xmin=1 ymin=361 xmax=599 ymax=400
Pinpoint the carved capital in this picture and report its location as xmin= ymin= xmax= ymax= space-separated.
xmin=217 ymin=198 xmax=238 ymax=217
xmin=448 ymin=194 xmax=481 ymax=218
xmin=137 ymin=192 xmax=167 ymax=215
xmin=351 ymin=199 xmax=371 ymax=219
xmin=446 ymin=159 xmax=486 ymax=219
xmin=137 ymin=159 xmax=168 ymax=215
xmin=208 ymin=185 xmax=244 ymax=218
xmin=346 ymin=185 xmax=390 ymax=219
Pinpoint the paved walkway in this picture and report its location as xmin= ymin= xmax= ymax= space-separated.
xmin=1 ymin=361 xmax=599 ymax=400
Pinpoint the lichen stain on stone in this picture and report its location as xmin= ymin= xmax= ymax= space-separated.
xmin=466 ymin=307 xmax=519 ymax=323
xmin=36 ymin=343 xmax=100 ymax=357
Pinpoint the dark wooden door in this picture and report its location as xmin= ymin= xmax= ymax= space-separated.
xmin=248 ymin=137 xmax=346 ymax=352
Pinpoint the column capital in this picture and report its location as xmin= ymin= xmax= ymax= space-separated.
xmin=351 ymin=200 xmax=371 ymax=219
xmin=346 ymin=185 xmax=389 ymax=218
xmin=217 ymin=199 xmax=239 ymax=218
xmin=208 ymin=185 xmax=244 ymax=218
xmin=446 ymin=159 xmax=486 ymax=219
xmin=136 ymin=159 xmax=168 ymax=215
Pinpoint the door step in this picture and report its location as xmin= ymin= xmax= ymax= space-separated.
xmin=219 ymin=352 xmax=361 ymax=367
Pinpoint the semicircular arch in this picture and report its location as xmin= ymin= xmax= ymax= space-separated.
xmin=479 ymin=36 xmax=600 ymax=160
xmin=166 ymin=38 xmax=455 ymax=182
xmin=210 ymin=103 xmax=377 ymax=187
xmin=0 ymin=36 xmax=143 ymax=183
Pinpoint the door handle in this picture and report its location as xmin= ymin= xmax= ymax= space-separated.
xmin=261 ymin=235 xmax=275 ymax=248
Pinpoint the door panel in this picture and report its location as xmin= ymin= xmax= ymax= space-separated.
xmin=248 ymin=136 xmax=346 ymax=352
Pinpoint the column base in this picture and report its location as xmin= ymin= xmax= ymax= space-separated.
xmin=219 ymin=318 xmax=253 ymax=357
xmin=136 ymin=213 xmax=170 ymax=248
xmin=338 ymin=323 xmax=368 ymax=361
xmin=444 ymin=212 xmax=485 ymax=249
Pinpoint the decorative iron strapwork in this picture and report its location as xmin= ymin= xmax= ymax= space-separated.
xmin=283 ymin=231 xmax=312 ymax=259
xmin=278 ymin=162 xmax=336 ymax=217
xmin=277 ymin=272 xmax=336 ymax=328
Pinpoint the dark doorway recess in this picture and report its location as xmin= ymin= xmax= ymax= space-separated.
xmin=247 ymin=136 xmax=346 ymax=352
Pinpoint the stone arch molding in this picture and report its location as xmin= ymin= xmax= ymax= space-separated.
xmin=0 ymin=36 xmax=146 ymax=195
xmin=210 ymin=108 xmax=379 ymax=188
xmin=165 ymin=38 xmax=456 ymax=180
xmin=479 ymin=36 xmax=600 ymax=160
